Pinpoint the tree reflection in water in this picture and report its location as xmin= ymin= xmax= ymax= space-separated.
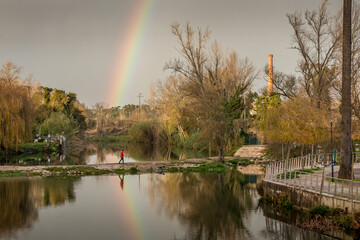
xmin=0 ymin=179 xmax=38 ymax=238
xmin=0 ymin=177 xmax=79 ymax=238
xmin=148 ymin=169 xmax=253 ymax=240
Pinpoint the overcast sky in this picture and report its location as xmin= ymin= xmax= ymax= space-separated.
xmin=0 ymin=0 xmax=344 ymax=107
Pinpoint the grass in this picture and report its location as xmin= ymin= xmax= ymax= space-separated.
xmin=227 ymin=158 xmax=252 ymax=166
xmin=45 ymin=167 xmax=112 ymax=176
xmin=0 ymin=170 xmax=25 ymax=177
xmin=277 ymin=168 xmax=322 ymax=179
xmin=165 ymin=161 xmax=229 ymax=174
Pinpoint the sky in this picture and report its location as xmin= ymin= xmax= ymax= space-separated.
xmin=0 ymin=0 xmax=344 ymax=107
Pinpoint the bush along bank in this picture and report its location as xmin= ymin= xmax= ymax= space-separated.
xmin=127 ymin=121 xmax=243 ymax=155
xmin=1 ymin=142 xmax=60 ymax=157
xmin=260 ymin=191 xmax=360 ymax=232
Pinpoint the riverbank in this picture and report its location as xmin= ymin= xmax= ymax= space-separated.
xmin=0 ymin=157 xmax=262 ymax=177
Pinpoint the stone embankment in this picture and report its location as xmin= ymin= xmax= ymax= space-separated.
xmin=234 ymin=145 xmax=268 ymax=162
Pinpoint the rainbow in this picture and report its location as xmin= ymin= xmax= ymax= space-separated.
xmin=108 ymin=0 xmax=155 ymax=107
xmin=114 ymin=175 xmax=145 ymax=240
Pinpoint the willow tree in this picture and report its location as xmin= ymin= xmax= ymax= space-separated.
xmin=255 ymin=95 xmax=329 ymax=159
xmin=0 ymin=62 xmax=36 ymax=151
xmin=164 ymin=23 xmax=257 ymax=162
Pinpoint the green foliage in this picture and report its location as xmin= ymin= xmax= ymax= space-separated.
xmin=172 ymin=132 xmax=208 ymax=151
xmin=14 ymin=142 xmax=58 ymax=155
xmin=0 ymin=171 xmax=24 ymax=177
xmin=284 ymin=200 xmax=294 ymax=210
xmin=228 ymin=158 xmax=252 ymax=166
xmin=309 ymin=205 xmax=333 ymax=217
xmin=37 ymin=86 xmax=87 ymax=134
xmin=93 ymin=134 xmax=131 ymax=147
xmin=71 ymin=107 xmax=87 ymax=130
xmin=128 ymin=121 xmax=169 ymax=144
xmin=255 ymin=95 xmax=330 ymax=147
xmin=165 ymin=161 xmax=229 ymax=174
xmin=113 ymin=169 xmax=127 ymax=174
xmin=339 ymin=216 xmax=353 ymax=229
xmin=129 ymin=167 xmax=139 ymax=174
xmin=0 ymin=62 xmax=35 ymax=151
xmin=38 ymin=112 xmax=77 ymax=137
xmin=45 ymin=167 xmax=111 ymax=176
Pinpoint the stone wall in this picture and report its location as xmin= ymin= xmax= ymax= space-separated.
xmin=264 ymin=180 xmax=360 ymax=213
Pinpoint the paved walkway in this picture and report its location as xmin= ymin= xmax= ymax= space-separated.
xmin=271 ymin=163 xmax=360 ymax=201
xmin=324 ymin=163 xmax=360 ymax=178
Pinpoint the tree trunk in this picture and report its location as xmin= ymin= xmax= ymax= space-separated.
xmin=339 ymin=0 xmax=353 ymax=179
xmin=301 ymin=145 xmax=305 ymax=170
xmin=286 ymin=143 xmax=291 ymax=160
xmin=218 ymin=144 xmax=225 ymax=163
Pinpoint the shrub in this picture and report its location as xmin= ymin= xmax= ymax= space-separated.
xmin=129 ymin=167 xmax=139 ymax=174
xmin=284 ymin=200 xmax=294 ymax=210
xmin=339 ymin=216 xmax=353 ymax=229
xmin=309 ymin=205 xmax=333 ymax=217
xmin=128 ymin=121 xmax=169 ymax=144
xmin=38 ymin=112 xmax=77 ymax=137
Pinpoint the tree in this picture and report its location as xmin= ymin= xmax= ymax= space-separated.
xmin=264 ymin=65 xmax=298 ymax=99
xmin=338 ymin=0 xmax=352 ymax=179
xmin=0 ymin=62 xmax=36 ymax=151
xmin=287 ymin=0 xmax=340 ymax=109
xmin=38 ymin=112 xmax=77 ymax=137
xmin=165 ymin=23 xmax=257 ymax=162
xmin=255 ymin=95 xmax=330 ymax=159
xmin=94 ymin=102 xmax=107 ymax=135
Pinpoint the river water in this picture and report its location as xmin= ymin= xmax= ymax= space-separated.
xmin=1 ymin=144 xmax=210 ymax=166
xmin=0 ymin=171 xmax=353 ymax=240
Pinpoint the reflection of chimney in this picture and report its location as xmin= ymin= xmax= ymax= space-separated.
xmin=268 ymin=54 xmax=273 ymax=96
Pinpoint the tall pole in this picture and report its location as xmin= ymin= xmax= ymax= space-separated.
xmin=137 ymin=93 xmax=143 ymax=122
xmin=339 ymin=0 xmax=352 ymax=179
xmin=331 ymin=120 xmax=334 ymax=180
xmin=268 ymin=54 xmax=273 ymax=96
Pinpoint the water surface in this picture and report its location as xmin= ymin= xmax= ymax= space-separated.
xmin=0 ymin=171 xmax=351 ymax=240
xmin=1 ymin=144 xmax=210 ymax=166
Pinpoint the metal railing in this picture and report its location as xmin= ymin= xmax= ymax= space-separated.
xmin=264 ymin=152 xmax=360 ymax=202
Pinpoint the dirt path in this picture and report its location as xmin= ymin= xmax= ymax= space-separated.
xmin=0 ymin=158 xmax=216 ymax=176
xmin=0 ymin=157 xmax=265 ymax=176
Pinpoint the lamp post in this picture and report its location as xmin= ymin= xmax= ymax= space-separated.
xmin=330 ymin=119 xmax=334 ymax=181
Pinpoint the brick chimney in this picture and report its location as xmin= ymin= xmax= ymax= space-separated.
xmin=268 ymin=54 xmax=273 ymax=96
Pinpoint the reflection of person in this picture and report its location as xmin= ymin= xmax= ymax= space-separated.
xmin=119 ymin=175 xmax=124 ymax=190
xmin=119 ymin=150 xmax=124 ymax=164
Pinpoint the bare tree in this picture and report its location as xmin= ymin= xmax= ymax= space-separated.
xmin=165 ymin=23 xmax=257 ymax=162
xmin=287 ymin=0 xmax=341 ymax=108
xmin=338 ymin=0 xmax=352 ymax=179
xmin=264 ymin=65 xmax=298 ymax=99
xmin=93 ymin=102 xmax=107 ymax=135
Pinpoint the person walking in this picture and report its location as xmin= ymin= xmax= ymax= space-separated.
xmin=119 ymin=150 xmax=124 ymax=164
